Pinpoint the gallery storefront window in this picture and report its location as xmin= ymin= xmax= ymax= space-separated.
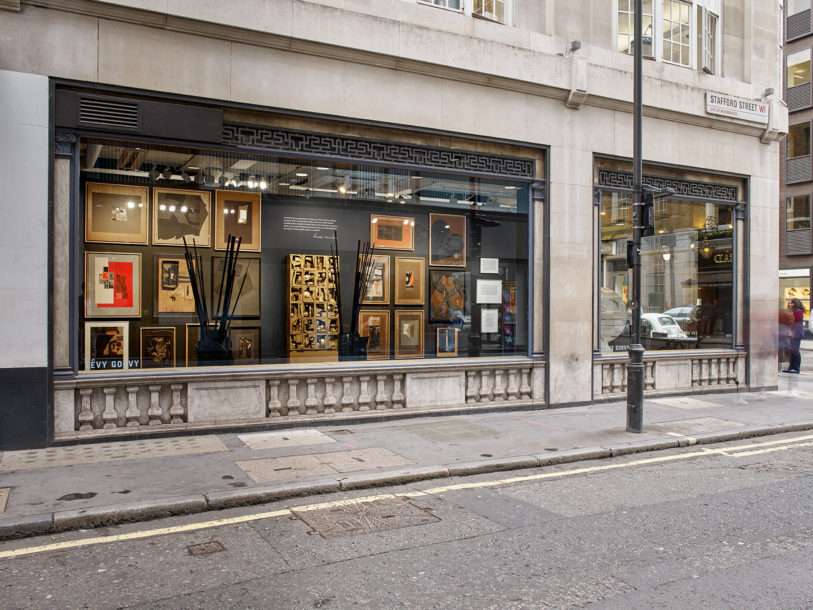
xmin=596 ymin=166 xmax=740 ymax=353
xmin=78 ymin=138 xmax=531 ymax=372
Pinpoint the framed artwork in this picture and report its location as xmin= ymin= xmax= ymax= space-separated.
xmin=85 ymin=321 xmax=129 ymax=372
xmin=85 ymin=252 xmax=141 ymax=318
xmin=395 ymin=310 xmax=424 ymax=359
xmin=436 ymin=327 xmax=459 ymax=358
xmin=480 ymin=257 xmax=500 ymax=274
xmin=85 ymin=183 xmax=149 ymax=245
xmin=476 ymin=279 xmax=503 ymax=304
xmin=156 ymin=256 xmax=196 ymax=314
xmin=429 ymin=269 xmax=466 ymax=323
xmin=370 ymin=214 xmax=414 ymax=251
xmin=231 ymin=326 xmax=260 ymax=364
xmin=359 ymin=310 xmax=390 ymax=360
xmin=481 ymin=308 xmax=499 ymax=333
xmin=152 ymin=188 xmax=211 ymax=247
xmin=140 ymin=326 xmax=176 ymax=368
xmin=429 ymin=213 xmax=466 ymax=267
xmin=361 ymin=255 xmax=390 ymax=305
xmin=215 ymin=190 xmax=261 ymax=252
xmin=211 ymin=257 xmax=261 ymax=318
xmin=394 ymin=257 xmax=425 ymax=305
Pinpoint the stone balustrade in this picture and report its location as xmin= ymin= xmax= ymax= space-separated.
xmin=53 ymin=359 xmax=545 ymax=438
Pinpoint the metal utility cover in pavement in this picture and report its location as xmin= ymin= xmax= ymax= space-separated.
xmin=0 ymin=436 xmax=228 ymax=471
xmin=292 ymin=496 xmax=440 ymax=538
xmin=0 ymin=488 xmax=9 ymax=513
xmin=653 ymin=397 xmax=722 ymax=410
xmin=187 ymin=541 xmax=225 ymax=556
xmin=648 ymin=416 xmax=744 ymax=435
xmin=237 ymin=429 xmax=336 ymax=450
xmin=400 ymin=420 xmax=498 ymax=442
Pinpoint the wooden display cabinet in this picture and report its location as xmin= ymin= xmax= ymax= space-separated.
xmin=287 ymin=253 xmax=340 ymax=362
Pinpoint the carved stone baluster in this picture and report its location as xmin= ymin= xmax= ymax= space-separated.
xmin=340 ymin=376 xmax=355 ymax=412
xmin=701 ymin=359 xmax=710 ymax=386
xmin=267 ymin=379 xmax=283 ymax=417
xmin=375 ymin=375 xmax=389 ymax=410
xmin=305 ymin=378 xmax=320 ymax=414
xmin=287 ymin=379 xmax=301 ymax=415
xmin=466 ymin=371 xmax=479 ymax=404
xmin=479 ymin=370 xmax=492 ymax=402
xmin=713 ymin=359 xmax=721 ymax=385
xmin=323 ymin=377 xmax=337 ymax=413
xmin=170 ymin=384 xmax=185 ymax=424
xmin=147 ymin=384 xmax=162 ymax=425
xmin=391 ymin=374 xmax=404 ymax=409
xmin=102 ymin=387 xmax=118 ymax=429
xmin=493 ymin=369 xmax=506 ymax=401
xmin=78 ymin=388 xmax=94 ymax=431
xmin=520 ymin=368 xmax=532 ymax=399
xmin=507 ymin=369 xmax=519 ymax=400
xmin=729 ymin=358 xmax=737 ymax=384
xmin=358 ymin=375 xmax=371 ymax=411
xmin=691 ymin=359 xmax=700 ymax=387
xmin=125 ymin=386 xmax=140 ymax=427
xmin=645 ymin=361 xmax=655 ymax=390
xmin=613 ymin=364 xmax=623 ymax=393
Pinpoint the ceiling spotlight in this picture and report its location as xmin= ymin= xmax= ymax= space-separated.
xmin=259 ymin=177 xmax=267 ymax=190
xmin=162 ymin=167 xmax=174 ymax=180
xmin=338 ymin=176 xmax=350 ymax=195
xmin=217 ymin=173 xmax=226 ymax=188
xmin=181 ymin=171 xmax=191 ymax=183
xmin=148 ymin=167 xmax=159 ymax=182
xmin=449 ymin=195 xmax=458 ymax=205
xmin=247 ymin=177 xmax=256 ymax=189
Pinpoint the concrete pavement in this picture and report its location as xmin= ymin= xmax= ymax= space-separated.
xmin=1 ymin=370 xmax=812 ymax=542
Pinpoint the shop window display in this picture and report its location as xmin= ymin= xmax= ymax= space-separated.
xmin=78 ymin=138 xmax=530 ymax=372
xmin=598 ymin=190 xmax=734 ymax=352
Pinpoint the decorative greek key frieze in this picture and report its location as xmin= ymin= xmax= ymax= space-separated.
xmin=597 ymin=169 xmax=740 ymax=203
xmin=223 ymin=123 xmax=535 ymax=178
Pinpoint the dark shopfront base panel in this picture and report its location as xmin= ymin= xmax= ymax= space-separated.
xmin=0 ymin=367 xmax=49 ymax=450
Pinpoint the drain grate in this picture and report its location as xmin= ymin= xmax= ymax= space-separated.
xmin=292 ymin=496 xmax=440 ymax=539
xmin=401 ymin=420 xmax=498 ymax=442
xmin=648 ymin=417 xmax=744 ymax=435
xmin=187 ymin=541 xmax=225 ymax=556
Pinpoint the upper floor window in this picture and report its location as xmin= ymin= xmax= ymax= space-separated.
xmin=789 ymin=0 xmax=812 ymax=17
xmin=788 ymin=122 xmax=811 ymax=159
xmin=787 ymin=195 xmax=811 ymax=230
xmin=615 ymin=0 xmax=719 ymax=74
xmin=788 ymin=49 xmax=812 ymax=88
xmin=417 ymin=0 xmax=510 ymax=23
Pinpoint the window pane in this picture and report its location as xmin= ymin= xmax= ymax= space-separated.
xmin=788 ymin=123 xmax=812 ymax=158
xmin=789 ymin=0 xmax=812 ymax=17
xmin=600 ymin=193 xmax=734 ymax=352
xmin=787 ymin=49 xmax=812 ymax=88
xmin=787 ymin=196 xmax=811 ymax=230
xmin=619 ymin=0 xmax=630 ymax=11
xmin=618 ymin=14 xmax=629 ymax=35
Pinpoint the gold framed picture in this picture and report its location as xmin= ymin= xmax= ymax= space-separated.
xmin=370 ymin=214 xmax=414 ymax=251
xmin=394 ymin=257 xmax=425 ymax=305
xmin=85 ymin=183 xmax=149 ymax=245
xmin=85 ymin=252 xmax=142 ymax=318
xmin=85 ymin=321 xmax=130 ymax=372
xmin=211 ymin=257 xmax=261 ymax=318
xmin=140 ymin=326 xmax=176 ymax=368
xmin=361 ymin=255 xmax=390 ymax=305
xmin=231 ymin=326 xmax=260 ymax=364
xmin=152 ymin=188 xmax=211 ymax=247
xmin=215 ymin=190 xmax=261 ymax=252
xmin=395 ymin=310 xmax=424 ymax=359
xmin=436 ymin=327 xmax=459 ymax=357
xmin=359 ymin=310 xmax=390 ymax=360
xmin=429 ymin=213 xmax=466 ymax=267
xmin=156 ymin=256 xmax=196 ymax=314
xmin=429 ymin=269 xmax=466 ymax=323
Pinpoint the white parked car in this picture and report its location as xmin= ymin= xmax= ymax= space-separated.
xmin=641 ymin=313 xmax=697 ymax=350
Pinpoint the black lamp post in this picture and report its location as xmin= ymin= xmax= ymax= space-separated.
xmin=627 ymin=0 xmax=645 ymax=433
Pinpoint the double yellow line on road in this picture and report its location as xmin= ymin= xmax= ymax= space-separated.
xmin=1 ymin=433 xmax=812 ymax=560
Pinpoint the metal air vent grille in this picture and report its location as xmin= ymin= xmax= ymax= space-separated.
xmin=79 ymin=97 xmax=140 ymax=130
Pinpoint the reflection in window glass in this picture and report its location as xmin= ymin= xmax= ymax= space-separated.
xmin=420 ymin=0 xmax=462 ymax=10
xmin=786 ymin=195 xmax=811 ymax=230
xmin=617 ymin=0 xmax=654 ymax=58
xmin=779 ymin=277 xmax=811 ymax=322
xmin=787 ymin=49 xmax=812 ymax=88
xmin=599 ymin=191 xmax=734 ymax=352
xmin=788 ymin=0 xmax=812 ymax=17
xmin=663 ymin=0 xmax=691 ymax=66
xmin=788 ymin=123 xmax=812 ymax=159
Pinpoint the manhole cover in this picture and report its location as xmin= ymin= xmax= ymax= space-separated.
xmin=187 ymin=541 xmax=225 ymax=556
xmin=292 ymin=496 xmax=440 ymax=539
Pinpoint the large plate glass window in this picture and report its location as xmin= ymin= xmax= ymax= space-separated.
xmin=786 ymin=195 xmax=811 ymax=231
xmin=76 ymin=138 xmax=531 ymax=372
xmin=789 ymin=0 xmax=812 ymax=16
xmin=618 ymin=0 xmax=654 ymax=58
xmin=599 ymin=190 xmax=734 ymax=352
xmin=787 ymin=49 xmax=812 ymax=89
xmin=788 ymin=122 xmax=812 ymax=159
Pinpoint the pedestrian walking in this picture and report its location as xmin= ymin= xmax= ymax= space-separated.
xmin=782 ymin=298 xmax=806 ymax=373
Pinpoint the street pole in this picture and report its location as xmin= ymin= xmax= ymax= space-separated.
xmin=627 ymin=0 xmax=644 ymax=432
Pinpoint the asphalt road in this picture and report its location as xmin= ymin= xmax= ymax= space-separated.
xmin=0 ymin=432 xmax=811 ymax=609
